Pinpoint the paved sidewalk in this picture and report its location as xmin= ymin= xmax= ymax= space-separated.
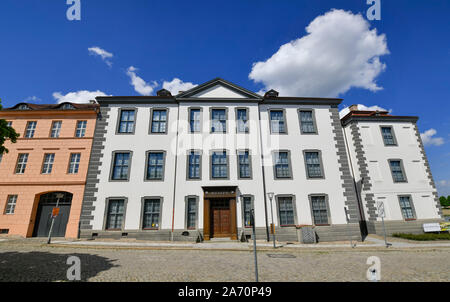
xmin=48 ymin=235 xmax=450 ymax=250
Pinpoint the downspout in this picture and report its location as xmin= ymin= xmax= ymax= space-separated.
xmin=171 ymin=100 xmax=180 ymax=241
xmin=257 ymin=100 xmax=270 ymax=242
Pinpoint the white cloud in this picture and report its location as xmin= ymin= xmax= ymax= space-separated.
xmin=249 ymin=9 xmax=389 ymax=97
xmin=88 ymin=46 xmax=113 ymax=67
xmin=162 ymin=78 xmax=197 ymax=95
xmin=53 ymin=90 xmax=108 ymax=104
xmin=437 ymin=180 xmax=450 ymax=196
xmin=24 ymin=96 xmax=41 ymax=103
xmin=126 ymin=66 xmax=158 ymax=96
xmin=339 ymin=104 xmax=391 ymax=118
xmin=421 ymin=129 xmax=444 ymax=147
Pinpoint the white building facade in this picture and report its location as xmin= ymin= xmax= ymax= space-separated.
xmin=341 ymin=106 xmax=443 ymax=235
xmin=79 ymin=79 xmax=442 ymax=242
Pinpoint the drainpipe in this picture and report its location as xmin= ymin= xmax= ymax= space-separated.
xmin=257 ymin=101 xmax=270 ymax=242
xmin=171 ymin=100 xmax=180 ymax=241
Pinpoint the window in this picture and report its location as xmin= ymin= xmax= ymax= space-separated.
xmin=146 ymin=152 xmax=165 ymax=180
xmin=299 ymin=110 xmax=317 ymax=134
xmin=42 ymin=153 xmax=55 ymax=174
xmin=5 ymin=195 xmax=18 ymax=215
xmin=50 ymin=121 xmax=62 ymax=138
xmin=381 ymin=126 xmax=396 ymax=146
xmin=68 ymin=153 xmax=81 ymax=174
xmin=15 ymin=153 xmax=29 ymax=174
xmin=151 ymin=109 xmax=168 ymax=133
xmin=76 ymin=121 xmax=87 ymax=138
xmin=242 ymin=196 xmax=253 ymax=227
xmin=189 ymin=108 xmax=201 ymax=133
xmin=399 ymin=196 xmax=415 ymax=220
xmin=269 ymin=110 xmax=286 ymax=134
xmin=61 ymin=103 xmax=75 ymax=110
xmin=7 ymin=121 xmax=12 ymax=127
xmin=142 ymin=198 xmax=161 ymax=229
xmin=117 ymin=109 xmax=135 ymax=134
xmin=111 ymin=152 xmax=131 ymax=180
xmin=304 ymin=151 xmax=324 ymax=178
xmin=17 ymin=104 xmax=29 ymax=110
xmin=278 ymin=196 xmax=295 ymax=226
xmin=106 ymin=199 xmax=125 ymax=230
xmin=273 ymin=151 xmax=291 ymax=179
xmin=25 ymin=121 xmax=37 ymax=138
xmin=187 ymin=151 xmax=201 ymax=180
xmin=236 ymin=108 xmax=249 ymax=133
xmin=0 ymin=154 xmax=2 ymax=164
xmin=186 ymin=197 xmax=197 ymax=229
xmin=389 ymin=160 xmax=407 ymax=182
xmin=211 ymin=150 xmax=228 ymax=179
xmin=237 ymin=150 xmax=251 ymax=179
xmin=310 ymin=195 xmax=329 ymax=225
xmin=211 ymin=109 xmax=227 ymax=133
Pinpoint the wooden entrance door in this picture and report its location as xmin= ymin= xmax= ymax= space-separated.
xmin=33 ymin=192 xmax=72 ymax=238
xmin=210 ymin=199 xmax=231 ymax=238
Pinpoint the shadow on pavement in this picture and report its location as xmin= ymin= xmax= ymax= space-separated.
xmin=0 ymin=251 xmax=118 ymax=282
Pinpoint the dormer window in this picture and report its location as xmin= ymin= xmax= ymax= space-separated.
xmin=17 ymin=104 xmax=30 ymax=110
xmin=61 ymin=103 xmax=75 ymax=110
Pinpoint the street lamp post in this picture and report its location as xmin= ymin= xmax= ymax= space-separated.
xmin=267 ymin=192 xmax=276 ymax=248
xmin=47 ymin=193 xmax=65 ymax=244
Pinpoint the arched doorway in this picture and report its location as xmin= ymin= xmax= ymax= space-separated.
xmin=32 ymin=192 xmax=73 ymax=237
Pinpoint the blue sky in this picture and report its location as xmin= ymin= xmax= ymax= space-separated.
xmin=0 ymin=0 xmax=449 ymax=195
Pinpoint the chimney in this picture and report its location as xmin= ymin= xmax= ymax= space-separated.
xmin=349 ymin=104 xmax=359 ymax=112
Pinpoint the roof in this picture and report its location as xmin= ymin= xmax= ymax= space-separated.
xmin=95 ymin=77 xmax=343 ymax=105
xmin=2 ymin=102 xmax=99 ymax=111
xmin=341 ymin=110 xmax=419 ymax=126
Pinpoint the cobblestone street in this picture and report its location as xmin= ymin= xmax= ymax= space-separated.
xmin=0 ymin=239 xmax=449 ymax=282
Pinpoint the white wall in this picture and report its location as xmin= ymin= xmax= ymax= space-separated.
xmin=344 ymin=121 xmax=440 ymax=221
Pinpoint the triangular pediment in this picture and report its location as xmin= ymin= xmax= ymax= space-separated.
xmin=176 ymin=78 xmax=262 ymax=100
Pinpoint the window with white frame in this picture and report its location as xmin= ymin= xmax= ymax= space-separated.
xmin=118 ymin=110 xmax=135 ymax=134
xmin=299 ymin=110 xmax=316 ymax=134
xmin=310 ymin=195 xmax=329 ymax=225
xmin=111 ymin=152 xmax=131 ymax=180
xmin=187 ymin=151 xmax=201 ymax=179
xmin=151 ymin=109 xmax=168 ymax=133
xmin=273 ymin=151 xmax=291 ymax=179
xmin=189 ymin=108 xmax=201 ymax=132
xmin=399 ymin=196 xmax=415 ymax=220
xmin=304 ymin=151 xmax=323 ymax=178
xmin=106 ymin=199 xmax=125 ymax=230
xmin=5 ymin=195 xmax=18 ymax=214
xmin=238 ymin=150 xmax=251 ymax=178
xmin=68 ymin=153 xmax=81 ymax=174
xmin=278 ymin=196 xmax=295 ymax=226
xmin=389 ymin=160 xmax=406 ymax=182
xmin=211 ymin=109 xmax=227 ymax=133
xmin=236 ymin=108 xmax=249 ymax=133
xmin=269 ymin=110 xmax=286 ymax=133
xmin=42 ymin=153 xmax=55 ymax=174
xmin=186 ymin=197 xmax=197 ymax=229
xmin=243 ymin=196 xmax=253 ymax=227
xmin=25 ymin=121 xmax=37 ymax=138
xmin=15 ymin=153 xmax=29 ymax=174
xmin=76 ymin=121 xmax=87 ymax=138
xmin=50 ymin=121 xmax=62 ymax=138
xmin=142 ymin=198 xmax=161 ymax=229
xmin=146 ymin=152 xmax=165 ymax=180
xmin=211 ymin=151 xmax=228 ymax=179
xmin=381 ymin=126 xmax=396 ymax=146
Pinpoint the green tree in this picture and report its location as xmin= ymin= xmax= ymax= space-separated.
xmin=440 ymin=196 xmax=450 ymax=207
xmin=0 ymin=98 xmax=19 ymax=155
